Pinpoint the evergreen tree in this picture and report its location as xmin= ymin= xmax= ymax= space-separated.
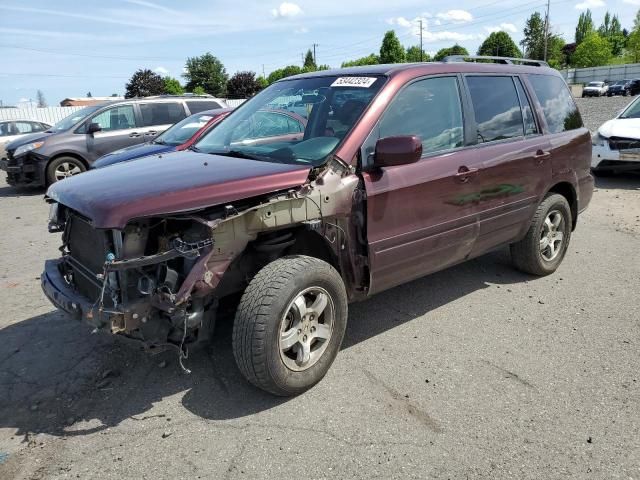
xmin=521 ymin=12 xmax=545 ymax=58
xmin=303 ymin=49 xmax=316 ymax=71
xmin=379 ymin=30 xmax=405 ymax=63
xmin=575 ymin=10 xmax=594 ymax=45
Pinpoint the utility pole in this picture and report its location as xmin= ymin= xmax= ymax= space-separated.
xmin=419 ymin=19 xmax=424 ymax=61
xmin=543 ymin=0 xmax=550 ymax=62
xmin=262 ymin=64 xmax=265 ymax=78
xmin=312 ymin=43 xmax=318 ymax=65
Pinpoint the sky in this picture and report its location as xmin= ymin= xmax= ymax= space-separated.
xmin=0 ymin=0 xmax=639 ymax=106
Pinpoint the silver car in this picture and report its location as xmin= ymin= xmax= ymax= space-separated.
xmin=0 ymin=95 xmax=228 ymax=187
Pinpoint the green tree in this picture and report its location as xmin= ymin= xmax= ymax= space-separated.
xmin=406 ymin=45 xmax=430 ymax=62
xmin=341 ymin=54 xmax=379 ymax=67
xmin=434 ymin=44 xmax=469 ymax=61
xmin=521 ymin=12 xmax=545 ymax=58
xmin=256 ymin=76 xmax=269 ymax=89
xmin=227 ymin=71 xmax=262 ymax=98
xmin=477 ymin=31 xmax=521 ymax=57
xmin=183 ymin=52 xmax=228 ymax=96
xmin=379 ymin=30 xmax=405 ymax=63
xmin=192 ymin=86 xmax=206 ymax=95
xmin=627 ymin=29 xmax=640 ymax=63
xmin=163 ymin=76 xmax=184 ymax=95
xmin=572 ymin=33 xmax=612 ymax=67
xmin=598 ymin=12 xmax=624 ymax=56
xmin=267 ymin=65 xmax=303 ymax=84
xmin=125 ymin=69 xmax=165 ymax=98
xmin=575 ymin=10 xmax=594 ymax=45
xmin=303 ymin=49 xmax=316 ymax=71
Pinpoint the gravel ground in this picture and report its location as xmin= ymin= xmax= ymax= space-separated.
xmin=574 ymin=95 xmax=634 ymax=132
xmin=0 ymin=98 xmax=639 ymax=480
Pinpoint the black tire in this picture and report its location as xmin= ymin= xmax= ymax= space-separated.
xmin=591 ymin=168 xmax=614 ymax=177
xmin=232 ymin=255 xmax=348 ymax=396
xmin=46 ymin=156 xmax=86 ymax=185
xmin=510 ymin=193 xmax=572 ymax=276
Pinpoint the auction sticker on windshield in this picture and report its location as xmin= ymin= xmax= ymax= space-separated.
xmin=331 ymin=77 xmax=377 ymax=88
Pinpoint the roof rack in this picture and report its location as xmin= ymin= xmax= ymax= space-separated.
xmin=442 ymin=55 xmax=549 ymax=67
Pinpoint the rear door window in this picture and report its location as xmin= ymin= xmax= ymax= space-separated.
xmin=90 ymin=105 xmax=136 ymax=131
xmin=528 ymin=75 xmax=583 ymax=133
xmin=186 ymin=101 xmax=222 ymax=114
xmin=14 ymin=121 xmax=37 ymax=134
xmin=139 ymin=102 xmax=186 ymax=126
xmin=376 ymin=76 xmax=464 ymax=155
xmin=466 ymin=76 xmax=524 ymax=143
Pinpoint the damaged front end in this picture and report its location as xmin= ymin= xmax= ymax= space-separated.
xmin=41 ymin=161 xmax=365 ymax=353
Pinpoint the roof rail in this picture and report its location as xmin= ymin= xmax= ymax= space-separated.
xmin=442 ymin=55 xmax=549 ymax=67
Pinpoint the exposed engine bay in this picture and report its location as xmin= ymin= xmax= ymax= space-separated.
xmin=43 ymin=159 xmax=368 ymax=364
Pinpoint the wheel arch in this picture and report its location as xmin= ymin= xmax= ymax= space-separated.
xmin=45 ymin=152 xmax=90 ymax=186
xmin=547 ymin=181 xmax=578 ymax=230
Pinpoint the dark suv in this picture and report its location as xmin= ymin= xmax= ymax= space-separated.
xmin=42 ymin=57 xmax=593 ymax=396
xmin=1 ymin=95 xmax=227 ymax=186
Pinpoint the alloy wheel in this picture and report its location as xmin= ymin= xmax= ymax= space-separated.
xmin=540 ymin=210 xmax=565 ymax=261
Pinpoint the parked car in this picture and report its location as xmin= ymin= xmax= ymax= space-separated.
xmin=592 ymin=95 xmax=640 ymax=174
xmin=607 ymin=79 xmax=632 ymax=97
xmin=0 ymin=95 xmax=227 ymax=186
xmin=582 ymin=81 xmax=608 ymax=97
xmin=0 ymin=119 xmax=50 ymax=159
xmin=42 ymin=58 xmax=593 ymax=396
xmin=92 ymin=108 xmax=233 ymax=169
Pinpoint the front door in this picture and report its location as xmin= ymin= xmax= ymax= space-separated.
xmin=86 ymin=104 xmax=142 ymax=161
xmin=362 ymin=75 xmax=482 ymax=295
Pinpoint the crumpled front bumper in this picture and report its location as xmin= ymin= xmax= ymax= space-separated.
xmin=41 ymin=259 xmax=111 ymax=330
xmin=0 ymin=152 xmax=46 ymax=186
xmin=592 ymin=143 xmax=640 ymax=170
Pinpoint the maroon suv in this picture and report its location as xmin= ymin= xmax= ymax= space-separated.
xmin=42 ymin=57 xmax=593 ymax=396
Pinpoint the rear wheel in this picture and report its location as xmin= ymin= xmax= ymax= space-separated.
xmin=510 ymin=194 xmax=572 ymax=276
xmin=46 ymin=156 xmax=86 ymax=185
xmin=232 ymin=256 xmax=347 ymax=396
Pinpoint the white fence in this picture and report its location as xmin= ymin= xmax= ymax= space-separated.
xmin=0 ymin=106 xmax=84 ymax=125
xmin=0 ymin=99 xmax=248 ymax=125
xmin=562 ymin=63 xmax=640 ymax=85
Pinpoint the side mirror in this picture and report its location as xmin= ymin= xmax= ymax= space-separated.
xmin=87 ymin=122 xmax=102 ymax=134
xmin=372 ymin=135 xmax=422 ymax=169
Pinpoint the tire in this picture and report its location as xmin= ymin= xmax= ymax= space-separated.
xmin=46 ymin=156 xmax=86 ymax=185
xmin=510 ymin=193 xmax=572 ymax=276
xmin=232 ymin=255 xmax=348 ymax=396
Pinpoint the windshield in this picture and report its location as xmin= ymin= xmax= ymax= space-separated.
xmin=588 ymin=82 xmax=603 ymax=87
xmin=619 ymin=97 xmax=640 ymax=119
xmin=614 ymin=80 xmax=627 ymax=86
xmin=195 ymin=75 xmax=385 ymax=166
xmin=155 ymin=112 xmax=215 ymax=146
xmin=50 ymin=105 xmax=102 ymax=132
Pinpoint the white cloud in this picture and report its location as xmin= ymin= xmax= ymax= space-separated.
xmin=623 ymin=0 xmax=640 ymax=4
xmin=436 ymin=10 xmax=473 ymax=24
xmin=293 ymin=26 xmax=309 ymax=34
xmin=271 ymin=2 xmax=303 ymax=19
xmin=386 ymin=16 xmax=414 ymax=29
xmin=154 ymin=66 xmax=169 ymax=75
xmin=575 ymin=0 xmax=605 ymax=9
xmin=485 ymin=23 xmax=517 ymax=34
xmin=388 ymin=16 xmax=474 ymax=43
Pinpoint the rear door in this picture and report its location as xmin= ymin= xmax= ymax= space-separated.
xmin=362 ymin=75 xmax=483 ymax=294
xmin=462 ymin=75 xmax=552 ymax=257
xmin=138 ymin=101 xmax=187 ymax=141
xmin=85 ymin=104 xmax=141 ymax=160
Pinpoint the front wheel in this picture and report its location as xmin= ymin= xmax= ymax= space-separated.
xmin=46 ymin=156 xmax=86 ymax=185
xmin=510 ymin=194 xmax=572 ymax=276
xmin=232 ymin=256 xmax=348 ymax=396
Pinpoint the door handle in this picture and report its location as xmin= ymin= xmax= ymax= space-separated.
xmin=455 ymin=166 xmax=479 ymax=183
xmin=129 ymin=132 xmax=141 ymax=137
xmin=146 ymin=130 xmax=158 ymax=135
xmin=535 ymin=149 xmax=551 ymax=164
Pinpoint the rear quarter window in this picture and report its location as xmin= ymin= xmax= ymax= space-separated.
xmin=528 ymin=75 xmax=582 ymax=134
xmin=186 ymin=101 xmax=222 ymax=114
xmin=140 ymin=102 xmax=186 ymax=126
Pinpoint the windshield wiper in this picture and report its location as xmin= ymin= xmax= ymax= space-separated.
xmin=189 ymin=145 xmax=200 ymax=152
